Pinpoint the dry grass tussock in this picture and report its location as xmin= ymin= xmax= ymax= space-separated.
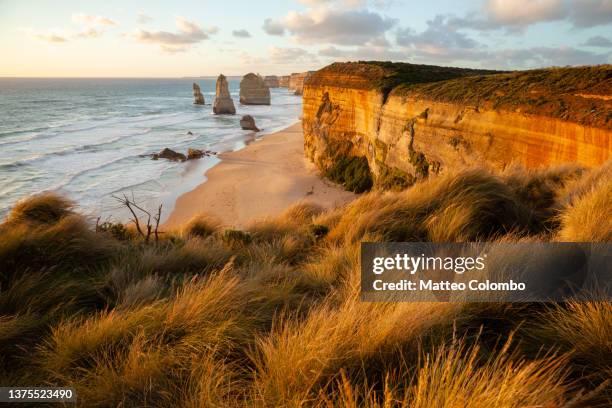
xmin=0 ymin=162 xmax=610 ymax=406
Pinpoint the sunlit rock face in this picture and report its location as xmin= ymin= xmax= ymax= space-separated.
xmin=278 ymin=75 xmax=290 ymax=88
xmin=213 ymin=74 xmax=236 ymax=115
xmin=289 ymin=71 xmax=314 ymax=95
xmin=193 ymin=83 xmax=205 ymax=105
xmin=240 ymin=73 xmax=270 ymax=105
xmin=303 ymin=62 xmax=612 ymax=186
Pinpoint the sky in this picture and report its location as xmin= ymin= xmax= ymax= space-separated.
xmin=0 ymin=0 xmax=611 ymax=77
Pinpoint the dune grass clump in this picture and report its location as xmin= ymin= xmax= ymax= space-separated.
xmin=0 ymin=161 xmax=610 ymax=406
xmin=182 ymin=214 xmax=222 ymax=238
xmin=330 ymin=169 xmax=529 ymax=243
xmin=6 ymin=192 xmax=74 ymax=225
xmin=556 ymin=163 xmax=612 ymax=242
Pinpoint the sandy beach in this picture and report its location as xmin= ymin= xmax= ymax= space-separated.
xmin=164 ymin=122 xmax=356 ymax=229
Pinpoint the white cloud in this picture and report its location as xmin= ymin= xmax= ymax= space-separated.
xmin=396 ymin=16 xmax=489 ymax=62
xmin=263 ymin=8 xmax=396 ymax=45
xmin=450 ymin=0 xmax=612 ymax=30
xmin=74 ymin=28 xmax=104 ymax=39
xmin=268 ymin=46 xmax=319 ymax=63
xmin=34 ymin=33 xmax=68 ymax=43
xmin=232 ymin=29 xmax=251 ymax=38
xmin=137 ymin=11 xmax=153 ymax=24
xmin=71 ymin=13 xmax=118 ymax=27
xmin=485 ymin=0 xmax=566 ymax=26
xmin=489 ymin=45 xmax=610 ymax=67
xmin=133 ymin=16 xmax=217 ymax=52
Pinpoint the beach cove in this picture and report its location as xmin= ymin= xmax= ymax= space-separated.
xmin=164 ymin=122 xmax=356 ymax=229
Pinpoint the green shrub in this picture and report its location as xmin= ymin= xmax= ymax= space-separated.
xmin=377 ymin=164 xmax=414 ymax=191
xmin=325 ymin=156 xmax=373 ymax=193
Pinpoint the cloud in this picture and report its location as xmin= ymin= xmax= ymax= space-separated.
xmin=263 ymin=18 xmax=286 ymax=35
xmin=318 ymin=44 xmax=406 ymax=60
xmin=268 ymin=46 xmax=319 ymax=63
xmin=582 ymin=35 xmax=612 ymax=47
xmin=396 ymin=16 xmax=489 ymax=62
xmin=71 ymin=13 xmax=118 ymax=27
xmin=568 ymin=0 xmax=612 ymax=27
xmin=485 ymin=0 xmax=566 ymax=26
xmin=74 ymin=28 xmax=103 ymax=39
xmin=490 ymin=45 xmax=610 ymax=67
xmin=34 ymin=33 xmax=68 ymax=43
xmin=232 ymin=29 xmax=251 ymax=38
xmin=450 ymin=0 xmax=612 ymax=31
xmin=137 ymin=11 xmax=153 ymax=24
xmin=133 ymin=16 xmax=217 ymax=51
xmin=263 ymin=8 xmax=396 ymax=45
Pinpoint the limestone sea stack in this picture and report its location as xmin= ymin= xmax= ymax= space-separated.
xmin=264 ymin=75 xmax=280 ymax=88
xmin=240 ymin=115 xmax=260 ymax=131
xmin=213 ymin=74 xmax=236 ymax=115
xmin=193 ymin=83 xmax=205 ymax=105
xmin=278 ymin=75 xmax=290 ymax=87
xmin=239 ymin=73 xmax=271 ymax=105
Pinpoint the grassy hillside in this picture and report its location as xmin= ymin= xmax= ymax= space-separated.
xmin=308 ymin=62 xmax=611 ymax=127
xmin=398 ymin=65 xmax=612 ymax=127
xmin=0 ymin=161 xmax=611 ymax=407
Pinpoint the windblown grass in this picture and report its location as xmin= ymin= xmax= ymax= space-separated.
xmin=0 ymin=162 xmax=609 ymax=406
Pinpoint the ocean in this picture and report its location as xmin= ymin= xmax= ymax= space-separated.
xmin=0 ymin=78 xmax=302 ymax=223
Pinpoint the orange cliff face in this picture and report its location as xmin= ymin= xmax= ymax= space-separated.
xmin=302 ymin=62 xmax=612 ymax=184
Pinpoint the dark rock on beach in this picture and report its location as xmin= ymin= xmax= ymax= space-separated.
xmin=152 ymin=148 xmax=187 ymax=162
xmin=240 ymin=115 xmax=260 ymax=131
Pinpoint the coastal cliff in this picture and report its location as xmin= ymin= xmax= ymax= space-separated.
xmin=289 ymin=71 xmax=314 ymax=95
xmin=303 ymin=62 xmax=612 ymax=188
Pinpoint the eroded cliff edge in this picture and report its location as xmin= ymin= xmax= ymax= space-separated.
xmin=303 ymin=62 xmax=612 ymax=189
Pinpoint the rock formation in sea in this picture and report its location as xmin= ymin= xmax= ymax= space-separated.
xmin=152 ymin=148 xmax=187 ymax=162
xmin=213 ymin=74 xmax=236 ymax=115
xmin=239 ymin=73 xmax=271 ymax=105
xmin=193 ymin=83 xmax=205 ymax=105
xmin=303 ymin=62 xmax=612 ymax=188
xmin=288 ymin=72 xmax=314 ymax=95
xmin=278 ymin=75 xmax=290 ymax=87
xmin=187 ymin=148 xmax=205 ymax=160
xmin=264 ymin=75 xmax=280 ymax=88
xmin=240 ymin=115 xmax=260 ymax=131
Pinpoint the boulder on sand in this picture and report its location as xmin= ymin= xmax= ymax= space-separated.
xmin=193 ymin=83 xmax=205 ymax=105
xmin=152 ymin=148 xmax=186 ymax=162
xmin=213 ymin=74 xmax=236 ymax=115
xmin=240 ymin=115 xmax=260 ymax=131
xmin=239 ymin=73 xmax=271 ymax=105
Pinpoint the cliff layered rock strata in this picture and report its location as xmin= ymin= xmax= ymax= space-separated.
xmin=240 ymin=73 xmax=271 ymax=105
xmin=289 ymin=71 xmax=314 ymax=95
xmin=303 ymin=62 xmax=612 ymax=188
xmin=264 ymin=75 xmax=280 ymax=88
xmin=193 ymin=83 xmax=205 ymax=105
xmin=213 ymin=74 xmax=236 ymax=115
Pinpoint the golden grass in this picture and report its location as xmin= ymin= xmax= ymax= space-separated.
xmin=0 ymin=162 xmax=610 ymax=406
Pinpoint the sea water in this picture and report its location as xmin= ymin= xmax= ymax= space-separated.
xmin=0 ymin=78 xmax=302 ymax=222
